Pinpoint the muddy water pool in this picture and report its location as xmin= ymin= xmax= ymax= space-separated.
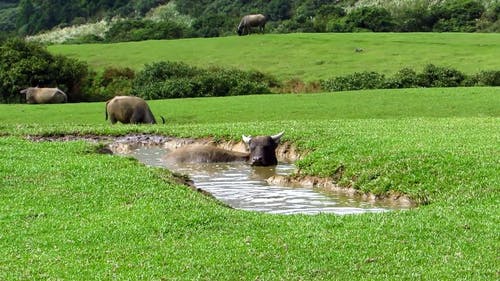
xmin=120 ymin=146 xmax=405 ymax=215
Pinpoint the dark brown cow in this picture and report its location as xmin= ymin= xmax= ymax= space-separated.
xmin=164 ymin=132 xmax=284 ymax=166
xmin=105 ymin=96 xmax=165 ymax=124
xmin=237 ymin=14 xmax=267 ymax=36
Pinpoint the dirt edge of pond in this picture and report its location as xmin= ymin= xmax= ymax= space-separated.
xmin=27 ymin=133 xmax=416 ymax=208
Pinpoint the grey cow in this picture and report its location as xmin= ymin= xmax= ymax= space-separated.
xmin=237 ymin=14 xmax=267 ymax=36
xmin=20 ymin=87 xmax=67 ymax=104
xmin=105 ymin=96 xmax=164 ymax=124
xmin=165 ymin=132 xmax=284 ymax=166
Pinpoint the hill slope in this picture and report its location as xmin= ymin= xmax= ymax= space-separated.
xmin=48 ymin=33 xmax=500 ymax=82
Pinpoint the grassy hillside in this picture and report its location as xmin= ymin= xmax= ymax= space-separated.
xmin=48 ymin=33 xmax=500 ymax=82
xmin=0 ymin=87 xmax=499 ymax=279
xmin=1 ymin=87 xmax=498 ymax=126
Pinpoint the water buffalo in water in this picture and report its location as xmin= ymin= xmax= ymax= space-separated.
xmin=105 ymin=96 xmax=165 ymax=124
xmin=237 ymin=14 xmax=267 ymax=36
xmin=165 ymin=132 xmax=284 ymax=166
xmin=20 ymin=87 xmax=67 ymax=104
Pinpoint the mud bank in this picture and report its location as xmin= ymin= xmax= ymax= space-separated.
xmin=26 ymin=133 xmax=415 ymax=207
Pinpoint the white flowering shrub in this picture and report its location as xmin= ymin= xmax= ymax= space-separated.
xmin=26 ymin=20 xmax=111 ymax=44
xmin=146 ymin=2 xmax=193 ymax=27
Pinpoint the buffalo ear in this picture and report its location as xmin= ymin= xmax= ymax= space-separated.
xmin=242 ymin=135 xmax=252 ymax=144
xmin=271 ymin=131 xmax=284 ymax=144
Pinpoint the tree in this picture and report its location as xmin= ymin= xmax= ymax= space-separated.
xmin=0 ymin=38 xmax=90 ymax=103
xmin=432 ymin=0 xmax=485 ymax=32
xmin=345 ymin=6 xmax=395 ymax=32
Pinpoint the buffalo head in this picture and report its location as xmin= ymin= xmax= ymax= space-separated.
xmin=242 ymin=131 xmax=284 ymax=166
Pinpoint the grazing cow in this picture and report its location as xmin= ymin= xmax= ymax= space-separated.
xmin=165 ymin=132 xmax=284 ymax=166
xmin=105 ymin=96 xmax=165 ymax=124
xmin=20 ymin=87 xmax=67 ymax=104
xmin=237 ymin=14 xmax=267 ymax=36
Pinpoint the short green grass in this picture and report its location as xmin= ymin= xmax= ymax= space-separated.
xmin=48 ymin=33 xmax=500 ymax=81
xmin=1 ymin=87 xmax=498 ymax=126
xmin=0 ymin=87 xmax=499 ymax=279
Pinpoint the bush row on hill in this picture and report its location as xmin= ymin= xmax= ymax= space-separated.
xmin=0 ymin=38 xmax=498 ymax=103
xmin=130 ymin=61 xmax=278 ymax=99
xmin=320 ymin=65 xmax=500 ymax=92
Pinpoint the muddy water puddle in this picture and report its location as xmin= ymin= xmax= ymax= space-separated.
xmin=118 ymin=145 xmax=406 ymax=215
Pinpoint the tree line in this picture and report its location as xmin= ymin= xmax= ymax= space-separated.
xmin=0 ymin=0 xmax=499 ymax=41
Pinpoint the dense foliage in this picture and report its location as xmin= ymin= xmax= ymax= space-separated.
xmin=104 ymin=18 xmax=190 ymax=42
xmin=320 ymin=64 xmax=500 ymax=92
xmin=15 ymin=0 xmax=167 ymax=35
xmin=1 ymin=0 xmax=500 ymax=42
xmin=0 ymin=38 xmax=278 ymax=103
xmin=131 ymin=61 xmax=278 ymax=99
xmin=0 ymin=38 xmax=90 ymax=102
xmin=85 ymin=66 xmax=136 ymax=101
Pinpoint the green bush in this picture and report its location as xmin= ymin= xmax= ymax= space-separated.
xmin=64 ymin=34 xmax=105 ymax=44
xmin=417 ymin=64 xmax=466 ymax=87
xmin=132 ymin=61 xmax=199 ymax=88
xmin=85 ymin=67 xmax=135 ymax=101
xmin=464 ymin=70 xmax=500 ymax=86
xmin=320 ymin=71 xmax=386 ymax=92
xmin=319 ymin=65 xmax=498 ymax=92
xmin=105 ymin=19 xmax=190 ymax=42
xmin=0 ymin=38 xmax=90 ymax=103
xmin=345 ymin=6 xmax=395 ymax=32
xmin=192 ymin=14 xmax=235 ymax=37
xmin=132 ymin=61 xmax=274 ymax=99
xmin=385 ymin=68 xmax=419 ymax=89
xmin=431 ymin=0 xmax=485 ymax=32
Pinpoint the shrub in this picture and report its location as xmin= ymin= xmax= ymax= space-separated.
xmin=132 ymin=61 xmax=199 ymax=91
xmin=132 ymin=61 xmax=274 ymax=99
xmin=143 ymin=79 xmax=195 ymax=99
xmin=344 ymin=6 xmax=396 ymax=32
xmin=101 ymin=67 xmax=135 ymax=86
xmin=464 ymin=70 xmax=500 ymax=86
xmin=320 ymin=71 xmax=386 ymax=92
xmin=105 ymin=19 xmax=189 ymax=42
xmin=393 ymin=5 xmax=436 ymax=32
xmin=317 ymin=65 xmax=500 ymax=92
xmin=431 ymin=0 xmax=485 ymax=32
xmin=385 ymin=68 xmax=419 ymax=89
xmin=85 ymin=67 xmax=135 ymax=101
xmin=192 ymin=14 xmax=234 ymax=38
xmin=416 ymin=64 xmax=466 ymax=87
xmin=0 ymin=38 xmax=90 ymax=103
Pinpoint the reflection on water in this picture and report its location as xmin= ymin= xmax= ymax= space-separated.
xmin=121 ymin=146 xmax=402 ymax=215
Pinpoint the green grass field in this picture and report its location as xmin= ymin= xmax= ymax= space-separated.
xmin=1 ymin=85 xmax=499 ymax=279
xmin=48 ymin=33 xmax=500 ymax=81
xmin=2 ymin=33 xmax=499 ymax=279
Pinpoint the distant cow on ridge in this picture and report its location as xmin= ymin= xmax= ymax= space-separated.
xmin=237 ymin=14 xmax=267 ymax=36
xmin=20 ymin=87 xmax=67 ymax=104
